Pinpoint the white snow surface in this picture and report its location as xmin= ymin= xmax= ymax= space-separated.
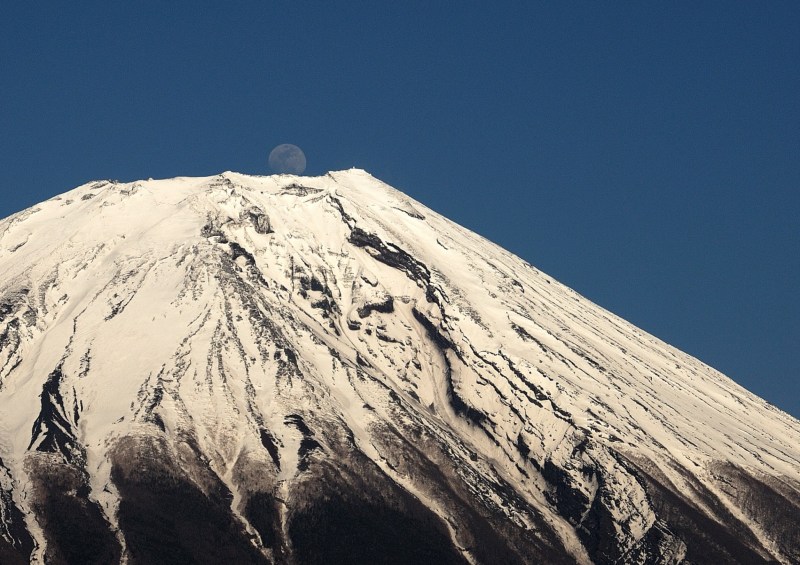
xmin=0 ymin=169 xmax=798 ymax=563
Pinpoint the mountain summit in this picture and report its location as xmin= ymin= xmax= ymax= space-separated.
xmin=0 ymin=170 xmax=797 ymax=564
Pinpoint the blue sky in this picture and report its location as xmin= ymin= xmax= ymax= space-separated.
xmin=2 ymin=2 xmax=798 ymax=418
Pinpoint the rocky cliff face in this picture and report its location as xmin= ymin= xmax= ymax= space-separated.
xmin=0 ymin=170 xmax=797 ymax=564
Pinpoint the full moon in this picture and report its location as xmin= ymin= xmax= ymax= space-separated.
xmin=268 ymin=144 xmax=306 ymax=174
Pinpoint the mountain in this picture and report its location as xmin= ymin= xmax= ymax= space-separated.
xmin=0 ymin=170 xmax=797 ymax=564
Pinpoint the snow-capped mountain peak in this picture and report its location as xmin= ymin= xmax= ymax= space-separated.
xmin=0 ymin=170 xmax=797 ymax=564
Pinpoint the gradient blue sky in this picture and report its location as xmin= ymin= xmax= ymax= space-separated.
xmin=2 ymin=2 xmax=798 ymax=418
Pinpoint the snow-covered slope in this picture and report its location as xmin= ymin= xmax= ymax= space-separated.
xmin=0 ymin=170 xmax=797 ymax=564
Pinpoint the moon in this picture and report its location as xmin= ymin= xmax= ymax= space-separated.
xmin=268 ymin=144 xmax=306 ymax=174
